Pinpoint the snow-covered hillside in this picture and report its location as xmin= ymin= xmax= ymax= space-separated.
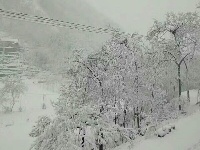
xmin=114 ymin=110 xmax=200 ymax=150
xmin=113 ymin=90 xmax=200 ymax=150
xmin=0 ymin=0 xmax=116 ymax=69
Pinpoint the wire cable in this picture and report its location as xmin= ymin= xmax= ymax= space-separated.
xmin=0 ymin=8 xmax=126 ymax=35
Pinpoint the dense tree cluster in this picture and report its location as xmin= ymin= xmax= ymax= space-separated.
xmin=30 ymin=8 xmax=200 ymax=150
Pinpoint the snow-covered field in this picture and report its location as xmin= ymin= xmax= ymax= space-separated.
xmin=0 ymin=79 xmax=59 ymax=150
xmin=0 ymin=82 xmax=200 ymax=150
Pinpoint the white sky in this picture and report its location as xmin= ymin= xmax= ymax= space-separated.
xmin=85 ymin=0 xmax=199 ymax=35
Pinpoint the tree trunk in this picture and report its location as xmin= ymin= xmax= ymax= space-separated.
xmin=114 ymin=113 xmax=117 ymax=124
xmin=81 ymin=137 xmax=84 ymax=148
xmin=133 ymin=107 xmax=135 ymax=127
xmin=184 ymin=59 xmax=190 ymax=102
xmin=178 ymin=64 xmax=182 ymax=110
xmin=173 ymin=86 xmax=176 ymax=98
xmin=82 ymin=128 xmax=86 ymax=148
xmin=137 ymin=114 xmax=140 ymax=128
xmin=114 ymin=96 xmax=117 ymax=124
xmin=123 ymin=109 xmax=126 ymax=128
xmin=135 ymin=62 xmax=140 ymax=128
xmin=187 ymin=90 xmax=190 ymax=102
xmin=99 ymin=144 xmax=103 ymax=150
xmin=136 ymin=107 xmax=140 ymax=128
xmin=99 ymin=129 xmax=103 ymax=150
xmin=151 ymin=84 xmax=154 ymax=99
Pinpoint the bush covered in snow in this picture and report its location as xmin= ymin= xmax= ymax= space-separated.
xmin=155 ymin=124 xmax=176 ymax=137
xmin=29 ymin=116 xmax=51 ymax=137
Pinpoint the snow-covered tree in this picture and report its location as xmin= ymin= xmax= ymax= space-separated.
xmin=148 ymin=12 xmax=200 ymax=110
xmin=30 ymin=26 xmax=190 ymax=149
xmin=30 ymin=50 xmax=131 ymax=150
xmin=0 ymin=75 xmax=27 ymax=112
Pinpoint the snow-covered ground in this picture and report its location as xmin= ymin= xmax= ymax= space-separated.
xmin=182 ymin=90 xmax=199 ymax=105
xmin=0 ymin=79 xmax=59 ymax=150
xmin=114 ymin=90 xmax=200 ymax=150
xmin=0 ymin=83 xmax=200 ymax=150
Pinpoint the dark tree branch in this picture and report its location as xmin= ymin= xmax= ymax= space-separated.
xmin=179 ymin=53 xmax=191 ymax=65
xmin=183 ymin=59 xmax=188 ymax=71
xmin=74 ymin=60 xmax=102 ymax=86
xmin=163 ymin=51 xmax=178 ymax=65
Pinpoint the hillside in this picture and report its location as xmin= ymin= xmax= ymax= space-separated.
xmin=0 ymin=0 xmax=117 ymax=70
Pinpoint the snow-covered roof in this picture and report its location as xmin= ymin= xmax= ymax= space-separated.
xmin=0 ymin=38 xmax=19 ymax=43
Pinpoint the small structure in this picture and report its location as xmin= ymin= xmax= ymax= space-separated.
xmin=0 ymin=38 xmax=24 ymax=77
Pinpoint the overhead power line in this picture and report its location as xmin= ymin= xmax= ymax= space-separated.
xmin=0 ymin=8 xmax=126 ymax=35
